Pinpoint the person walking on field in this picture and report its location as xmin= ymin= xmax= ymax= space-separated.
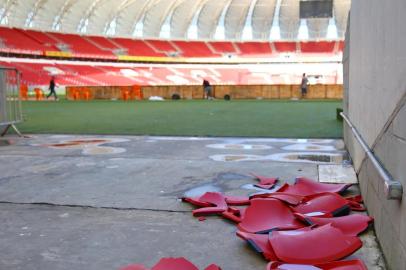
xmin=47 ymin=76 xmax=58 ymax=100
xmin=203 ymin=79 xmax=213 ymax=100
xmin=301 ymin=73 xmax=309 ymax=98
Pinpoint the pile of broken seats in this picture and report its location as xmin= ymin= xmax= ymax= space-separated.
xmin=182 ymin=175 xmax=372 ymax=270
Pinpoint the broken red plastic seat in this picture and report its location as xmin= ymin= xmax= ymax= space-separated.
xmin=192 ymin=192 xmax=228 ymax=216
xmin=251 ymin=173 xmax=279 ymax=186
xmin=224 ymin=195 xmax=251 ymax=206
xmin=267 ymin=259 xmax=368 ymax=270
xmin=278 ymin=178 xmax=352 ymax=196
xmin=346 ymin=200 xmax=366 ymax=211
xmin=151 ymin=257 xmax=199 ymax=270
xmin=182 ymin=196 xmax=212 ymax=208
xmin=204 ymin=264 xmax=222 ymax=270
xmin=268 ymin=224 xmax=362 ymax=264
xmin=294 ymin=213 xmax=373 ymax=236
xmin=292 ymin=192 xmax=350 ymax=217
xmin=346 ymin=195 xmax=363 ymax=203
xmin=122 ymin=257 xmax=222 ymax=270
xmin=222 ymin=207 xmax=246 ymax=223
xmin=250 ymin=192 xmax=304 ymax=206
xmin=238 ymin=198 xmax=305 ymax=234
xmin=183 ymin=194 xmax=250 ymax=207
xmin=237 ymin=231 xmax=279 ymax=261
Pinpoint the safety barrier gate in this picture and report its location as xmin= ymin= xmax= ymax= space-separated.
xmin=0 ymin=67 xmax=23 ymax=136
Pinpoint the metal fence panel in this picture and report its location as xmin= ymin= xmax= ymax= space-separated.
xmin=0 ymin=68 xmax=22 ymax=127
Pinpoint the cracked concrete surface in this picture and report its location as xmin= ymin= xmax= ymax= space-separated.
xmin=0 ymin=135 xmax=386 ymax=269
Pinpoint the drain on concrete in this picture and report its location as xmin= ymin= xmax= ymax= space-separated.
xmin=268 ymin=152 xmax=344 ymax=164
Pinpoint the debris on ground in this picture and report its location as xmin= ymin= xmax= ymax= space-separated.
xmin=182 ymin=174 xmax=372 ymax=269
xmin=120 ymin=257 xmax=221 ymax=270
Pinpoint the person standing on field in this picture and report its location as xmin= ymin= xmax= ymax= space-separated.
xmin=203 ymin=79 xmax=213 ymax=100
xmin=301 ymin=73 xmax=309 ymax=98
xmin=47 ymin=76 xmax=58 ymax=100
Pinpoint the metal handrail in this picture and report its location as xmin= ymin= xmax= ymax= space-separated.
xmin=341 ymin=112 xmax=403 ymax=200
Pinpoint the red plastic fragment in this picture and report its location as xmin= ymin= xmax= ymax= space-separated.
xmin=237 ymin=231 xmax=279 ymax=261
xmin=269 ymin=224 xmax=362 ymax=264
xmin=204 ymin=264 xmax=222 ymax=270
xmin=267 ymin=259 xmax=368 ymax=270
xmin=119 ymin=258 xmax=221 ymax=270
xmin=224 ymin=195 xmax=251 ymax=206
xmin=238 ymin=199 xmax=305 ymax=234
xmin=192 ymin=192 xmax=228 ymax=216
xmin=295 ymin=213 xmax=373 ymax=236
xmin=346 ymin=200 xmax=366 ymax=211
xmin=293 ymin=192 xmax=350 ymax=217
xmin=251 ymin=173 xmax=279 ymax=185
xmin=278 ymin=178 xmax=352 ymax=196
xmin=183 ymin=194 xmax=250 ymax=207
xmin=251 ymin=173 xmax=279 ymax=189
xmin=346 ymin=195 xmax=363 ymax=203
xmin=182 ymin=196 xmax=212 ymax=208
xmin=254 ymin=183 xmax=278 ymax=190
xmin=222 ymin=207 xmax=246 ymax=223
xmin=251 ymin=192 xmax=304 ymax=206
xmin=151 ymin=257 xmax=199 ymax=270
xmin=198 ymin=217 xmax=206 ymax=221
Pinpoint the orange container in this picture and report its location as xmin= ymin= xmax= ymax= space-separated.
xmin=34 ymin=88 xmax=43 ymax=100
xmin=122 ymin=90 xmax=130 ymax=101
xmin=73 ymin=90 xmax=80 ymax=100
xmin=20 ymin=85 xmax=28 ymax=100
xmin=83 ymin=88 xmax=91 ymax=100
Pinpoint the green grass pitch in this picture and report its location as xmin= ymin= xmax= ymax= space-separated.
xmin=19 ymin=99 xmax=343 ymax=138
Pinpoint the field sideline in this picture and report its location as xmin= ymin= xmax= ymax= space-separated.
xmin=18 ymin=99 xmax=343 ymax=138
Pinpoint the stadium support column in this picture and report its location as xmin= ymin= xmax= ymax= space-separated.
xmin=270 ymin=0 xmax=282 ymax=40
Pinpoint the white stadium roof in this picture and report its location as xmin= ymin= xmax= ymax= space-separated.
xmin=0 ymin=0 xmax=350 ymax=40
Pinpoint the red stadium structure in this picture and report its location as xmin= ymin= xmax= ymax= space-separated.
xmin=0 ymin=0 xmax=350 ymax=98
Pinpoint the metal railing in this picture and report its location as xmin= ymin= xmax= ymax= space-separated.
xmin=341 ymin=112 xmax=403 ymax=200
xmin=0 ymin=67 xmax=23 ymax=136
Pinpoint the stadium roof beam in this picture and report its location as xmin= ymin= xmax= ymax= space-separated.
xmin=241 ymin=0 xmax=258 ymax=40
xmin=51 ymin=0 xmax=78 ymax=31
xmin=159 ymin=0 xmax=185 ymax=39
xmin=130 ymin=0 xmax=159 ymax=38
xmin=197 ymin=0 xmax=229 ymax=39
xmin=334 ymin=0 xmax=351 ymax=38
xmin=77 ymin=0 xmax=101 ymax=33
xmin=279 ymin=0 xmax=300 ymax=40
xmin=103 ymin=0 xmax=137 ymax=35
xmin=0 ymin=0 xmax=350 ymax=40
xmin=186 ymin=0 xmax=208 ymax=40
xmin=269 ymin=0 xmax=281 ymax=40
xmin=171 ymin=0 xmax=206 ymax=39
xmin=223 ymin=0 xmax=251 ymax=40
xmin=253 ymin=0 xmax=276 ymax=40
xmin=214 ymin=0 xmax=232 ymax=40
xmin=142 ymin=0 xmax=184 ymax=38
xmin=0 ymin=0 xmax=17 ymax=25
xmin=24 ymin=0 xmax=47 ymax=28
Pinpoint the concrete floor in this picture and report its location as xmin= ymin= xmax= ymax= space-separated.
xmin=0 ymin=135 xmax=386 ymax=270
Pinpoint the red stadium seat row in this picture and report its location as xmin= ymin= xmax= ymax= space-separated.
xmin=0 ymin=27 xmax=344 ymax=60
xmin=0 ymin=60 xmax=342 ymax=87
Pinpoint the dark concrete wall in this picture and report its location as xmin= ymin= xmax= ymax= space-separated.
xmin=344 ymin=1 xmax=406 ymax=269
